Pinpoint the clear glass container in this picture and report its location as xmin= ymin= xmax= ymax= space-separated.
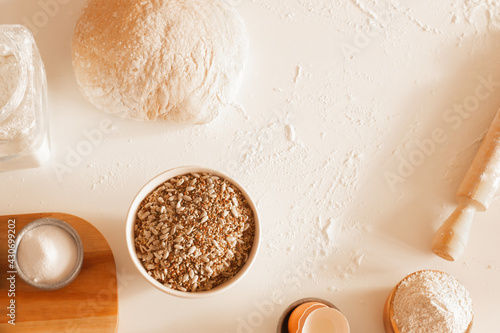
xmin=0 ymin=25 xmax=50 ymax=170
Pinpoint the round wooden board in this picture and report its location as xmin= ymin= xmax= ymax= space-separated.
xmin=0 ymin=213 xmax=118 ymax=332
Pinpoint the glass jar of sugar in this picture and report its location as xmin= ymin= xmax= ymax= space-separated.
xmin=15 ymin=218 xmax=84 ymax=290
xmin=0 ymin=25 xmax=50 ymax=170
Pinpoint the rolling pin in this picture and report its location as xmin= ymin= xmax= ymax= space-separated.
xmin=432 ymin=108 xmax=500 ymax=261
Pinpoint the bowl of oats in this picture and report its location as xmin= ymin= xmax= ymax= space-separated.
xmin=126 ymin=166 xmax=260 ymax=298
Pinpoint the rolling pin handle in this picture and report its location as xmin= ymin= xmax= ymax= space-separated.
xmin=431 ymin=204 xmax=476 ymax=261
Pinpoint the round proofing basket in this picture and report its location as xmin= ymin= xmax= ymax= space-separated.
xmin=126 ymin=166 xmax=261 ymax=299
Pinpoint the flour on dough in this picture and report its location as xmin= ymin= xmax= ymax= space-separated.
xmin=72 ymin=0 xmax=249 ymax=124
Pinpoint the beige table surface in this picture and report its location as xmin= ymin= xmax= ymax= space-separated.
xmin=1 ymin=1 xmax=500 ymax=332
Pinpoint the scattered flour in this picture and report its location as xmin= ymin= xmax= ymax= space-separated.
xmin=293 ymin=65 xmax=302 ymax=84
xmin=223 ymin=63 xmax=373 ymax=295
xmin=451 ymin=0 xmax=500 ymax=31
xmin=285 ymin=123 xmax=296 ymax=141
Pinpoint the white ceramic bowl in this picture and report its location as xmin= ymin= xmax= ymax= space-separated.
xmin=126 ymin=166 xmax=261 ymax=298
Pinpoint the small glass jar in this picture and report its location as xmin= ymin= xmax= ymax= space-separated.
xmin=0 ymin=25 xmax=50 ymax=170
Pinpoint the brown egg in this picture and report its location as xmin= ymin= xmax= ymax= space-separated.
xmin=287 ymin=301 xmax=328 ymax=333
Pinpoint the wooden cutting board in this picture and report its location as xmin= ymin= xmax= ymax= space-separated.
xmin=0 ymin=213 xmax=118 ymax=332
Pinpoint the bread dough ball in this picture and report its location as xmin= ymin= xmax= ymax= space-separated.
xmin=72 ymin=0 xmax=248 ymax=124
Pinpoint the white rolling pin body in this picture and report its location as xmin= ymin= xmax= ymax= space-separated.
xmin=432 ymin=109 xmax=500 ymax=261
xmin=456 ymin=111 xmax=500 ymax=210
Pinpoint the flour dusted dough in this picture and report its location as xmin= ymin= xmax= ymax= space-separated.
xmin=72 ymin=0 xmax=248 ymax=123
